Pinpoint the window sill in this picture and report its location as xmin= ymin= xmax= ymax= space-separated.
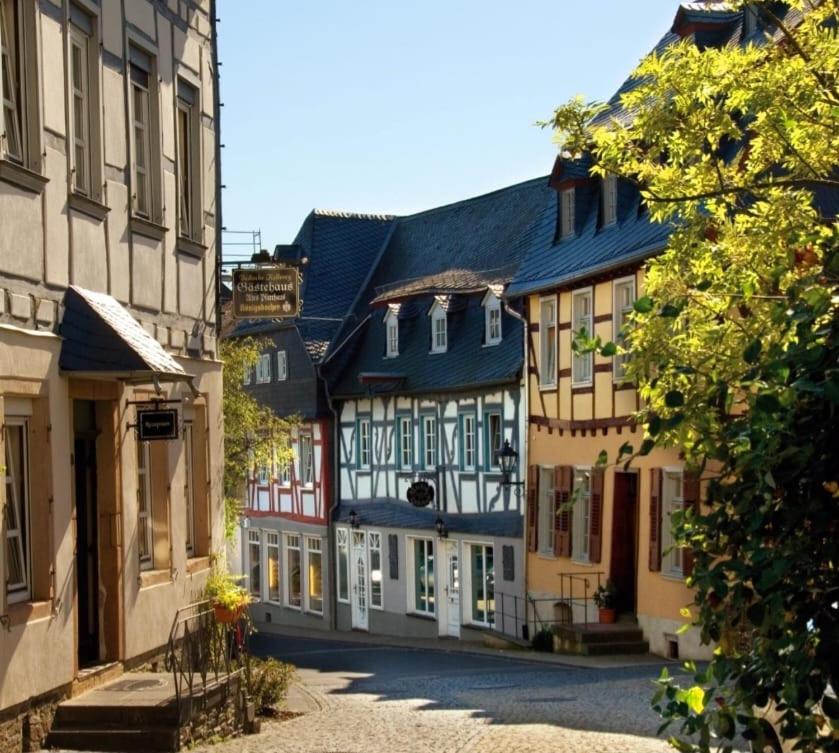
xmin=0 ymin=159 xmax=49 ymax=194
xmin=139 ymin=568 xmax=171 ymax=589
xmin=176 ymin=235 xmax=208 ymax=258
xmin=305 ymin=609 xmax=324 ymax=617
xmin=186 ymin=555 xmax=211 ymax=575
xmin=285 ymin=603 xmax=302 ymax=612
xmin=429 ymin=350 xmax=447 ymax=356
xmin=538 ymin=384 xmax=557 ymax=392
xmin=130 ymin=215 xmax=169 ymax=241
xmin=5 ymin=599 xmax=52 ymax=627
xmin=571 ymin=558 xmax=593 ymax=567
xmin=659 ymin=571 xmax=686 ymax=583
xmin=482 ymin=341 xmax=501 ymax=348
xmin=69 ymin=191 xmax=110 ymax=221
xmin=407 ymin=610 xmax=436 ymax=622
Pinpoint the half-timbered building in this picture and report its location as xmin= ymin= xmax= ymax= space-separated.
xmin=325 ymin=179 xmax=552 ymax=640
xmin=234 ymin=211 xmax=394 ymax=632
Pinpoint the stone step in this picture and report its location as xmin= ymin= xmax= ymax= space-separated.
xmin=47 ymin=726 xmax=179 ymax=752
xmin=582 ymin=640 xmax=650 ymax=656
xmin=554 ymin=626 xmax=645 ymax=644
xmin=71 ymin=662 xmax=124 ymax=698
xmin=53 ymin=702 xmax=180 ymax=727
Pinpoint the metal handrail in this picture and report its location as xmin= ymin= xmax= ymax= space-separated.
xmin=558 ymin=571 xmax=604 ymax=627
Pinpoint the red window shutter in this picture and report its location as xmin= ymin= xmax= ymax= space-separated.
xmin=589 ymin=468 xmax=605 ymax=564
xmin=682 ymin=470 xmax=700 ymax=577
xmin=527 ymin=465 xmax=539 ymax=552
xmin=649 ymin=468 xmax=663 ymax=572
xmin=554 ymin=465 xmax=573 ymax=558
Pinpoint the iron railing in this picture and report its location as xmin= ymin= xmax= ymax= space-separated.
xmin=521 ymin=571 xmax=605 ymax=638
xmin=164 ymin=600 xmax=248 ymax=722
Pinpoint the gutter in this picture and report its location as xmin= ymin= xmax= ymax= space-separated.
xmin=210 ymin=0 xmax=223 ymax=338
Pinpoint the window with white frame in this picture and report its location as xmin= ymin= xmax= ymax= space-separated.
xmin=278 ymin=439 xmax=291 ymax=486
xmin=176 ymin=78 xmax=199 ymax=239
xmin=255 ymin=353 xmax=271 ymax=384
xmin=470 ymin=544 xmax=494 ymax=626
xmin=572 ymin=468 xmax=592 ymax=562
xmin=285 ymin=534 xmax=302 ymax=608
xmin=299 ymin=433 xmax=314 ymax=487
xmin=460 ymin=412 xmax=476 ymax=471
xmin=486 ymin=412 xmax=502 ymax=468
xmin=358 ymin=419 xmax=370 ymax=468
xmin=368 ymin=531 xmax=383 ymax=609
xmin=256 ymin=459 xmax=270 ymax=485
xmin=129 ymin=45 xmax=155 ymax=219
xmin=571 ymin=289 xmax=593 ymax=385
xmin=537 ymin=467 xmax=555 ymax=554
xmin=385 ymin=312 xmax=398 ymax=358
xmin=243 ymin=365 xmax=252 ymax=386
xmin=336 ymin=527 xmax=349 ymax=602
xmin=662 ymin=470 xmax=684 ymax=575
xmin=431 ymin=306 xmax=447 ymax=353
xmin=4 ymin=418 xmax=29 ymax=603
xmin=613 ymin=277 xmax=636 ymax=381
xmin=399 ymin=416 xmax=412 ymax=470
xmin=540 ymin=298 xmax=557 ymax=387
xmin=602 ymin=174 xmax=617 ymax=227
xmin=69 ymin=9 xmax=93 ymax=196
xmin=265 ymin=531 xmax=280 ymax=603
xmin=276 ymin=350 xmax=288 ymax=381
xmin=184 ymin=422 xmax=195 ymax=556
xmin=422 ymin=415 xmax=436 ymax=470
xmin=305 ymin=537 xmax=323 ymax=613
xmin=248 ymin=529 xmax=261 ymax=598
xmin=560 ymin=188 xmax=575 ymax=238
xmin=137 ymin=440 xmax=153 ymax=570
xmin=412 ymin=538 xmax=435 ymax=615
xmin=484 ymin=293 xmax=502 ymax=345
xmin=0 ymin=0 xmax=24 ymax=163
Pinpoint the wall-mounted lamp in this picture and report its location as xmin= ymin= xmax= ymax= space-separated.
xmin=435 ymin=516 xmax=448 ymax=538
xmin=349 ymin=509 xmax=360 ymax=529
xmin=496 ymin=439 xmax=525 ymax=497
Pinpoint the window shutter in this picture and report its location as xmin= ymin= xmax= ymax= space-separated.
xmin=388 ymin=534 xmax=399 ymax=580
xmin=682 ymin=470 xmax=700 ymax=578
xmin=589 ymin=468 xmax=604 ymax=563
xmin=502 ymin=545 xmax=515 ymax=582
xmin=649 ymin=468 xmax=663 ymax=572
xmin=554 ymin=465 xmax=573 ymax=558
xmin=526 ymin=465 xmax=539 ymax=552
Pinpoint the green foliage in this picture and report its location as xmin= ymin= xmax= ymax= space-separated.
xmin=203 ymin=556 xmax=250 ymax=611
xmin=220 ymin=337 xmax=299 ymax=540
xmin=545 ymin=2 xmax=839 ymax=752
xmin=248 ymin=657 xmax=296 ymax=715
xmin=593 ymin=579 xmax=618 ymax=610
xmin=531 ymin=628 xmax=554 ymax=652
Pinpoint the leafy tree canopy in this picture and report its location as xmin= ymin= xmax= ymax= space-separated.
xmin=545 ymin=2 xmax=838 ymax=751
xmin=221 ymin=336 xmax=298 ymax=541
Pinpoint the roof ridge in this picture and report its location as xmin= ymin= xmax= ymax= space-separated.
xmin=312 ymin=209 xmax=395 ymax=221
xmin=399 ymin=175 xmax=550 ymax=222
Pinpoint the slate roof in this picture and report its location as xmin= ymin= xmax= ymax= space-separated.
xmin=335 ymin=499 xmax=523 ymax=538
xmin=60 ymin=286 xmax=187 ymax=377
xmin=327 ymin=178 xmax=553 ymax=397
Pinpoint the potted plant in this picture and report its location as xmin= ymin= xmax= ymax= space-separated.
xmin=593 ymin=579 xmax=618 ymax=624
xmin=205 ymin=558 xmax=251 ymax=623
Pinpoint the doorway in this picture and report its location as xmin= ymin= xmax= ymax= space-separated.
xmin=443 ymin=541 xmax=461 ymax=638
xmin=609 ymin=471 xmax=638 ymax=615
xmin=350 ymin=530 xmax=369 ymax=631
xmin=73 ymin=400 xmax=100 ymax=666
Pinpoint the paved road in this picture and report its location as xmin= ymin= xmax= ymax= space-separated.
xmin=195 ymin=633 xmax=689 ymax=753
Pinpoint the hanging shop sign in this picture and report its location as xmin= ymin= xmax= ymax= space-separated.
xmin=407 ymin=480 xmax=435 ymax=508
xmin=232 ymin=266 xmax=299 ymax=319
xmin=137 ymin=408 xmax=180 ymax=441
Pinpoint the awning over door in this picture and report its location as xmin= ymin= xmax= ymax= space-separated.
xmin=59 ymin=285 xmax=190 ymax=384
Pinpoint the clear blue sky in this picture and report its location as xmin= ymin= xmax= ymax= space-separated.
xmin=217 ymin=1 xmax=678 ymax=260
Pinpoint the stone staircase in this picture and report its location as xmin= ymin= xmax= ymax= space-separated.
xmin=552 ymin=623 xmax=650 ymax=656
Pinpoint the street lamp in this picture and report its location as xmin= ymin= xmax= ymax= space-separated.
xmin=434 ymin=516 xmax=448 ymax=538
xmin=349 ymin=509 xmax=360 ymax=529
xmin=496 ymin=440 xmax=524 ymax=495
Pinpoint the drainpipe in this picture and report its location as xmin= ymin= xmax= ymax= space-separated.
xmin=318 ymin=365 xmax=341 ymax=632
xmin=210 ymin=0 xmax=223 ymax=338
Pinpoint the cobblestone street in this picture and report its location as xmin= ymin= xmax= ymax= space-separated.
xmin=194 ymin=634 xmax=688 ymax=753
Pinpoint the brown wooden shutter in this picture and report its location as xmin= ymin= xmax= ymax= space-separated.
xmin=682 ymin=470 xmax=700 ymax=578
xmin=527 ymin=465 xmax=539 ymax=552
xmin=589 ymin=468 xmax=605 ymax=564
xmin=554 ymin=465 xmax=573 ymax=558
xmin=649 ymin=468 xmax=663 ymax=572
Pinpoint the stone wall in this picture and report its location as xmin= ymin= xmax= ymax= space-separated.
xmin=0 ymin=693 xmax=62 ymax=753
xmin=179 ymin=678 xmax=254 ymax=749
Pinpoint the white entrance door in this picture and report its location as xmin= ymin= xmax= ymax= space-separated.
xmin=350 ymin=530 xmax=369 ymax=631
xmin=445 ymin=541 xmax=461 ymax=638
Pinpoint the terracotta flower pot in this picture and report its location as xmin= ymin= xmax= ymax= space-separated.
xmin=599 ymin=607 xmax=617 ymax=624
xmin=213 ymin=603 xmax=244 ymax=624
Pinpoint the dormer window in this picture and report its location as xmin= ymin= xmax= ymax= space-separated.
xmin=602 ymin=174 xmax=617 ymax=227
xmin=482 ymin=289 xmax=502 ymax=346
xmin=384 ymin=307 xmax=399 ymax=358
xmin=560 ymin=188 xmax=575 ymax=238
xmin=429 ymin=300 xmax=447 ymax=354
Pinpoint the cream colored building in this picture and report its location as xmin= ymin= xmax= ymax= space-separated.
xmin=0 ymin=0 xmax=223 ymax=745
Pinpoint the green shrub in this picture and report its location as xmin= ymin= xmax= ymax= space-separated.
xmin=249 ymin=657 xmax=295 ymax=714
xmin=531 ymin=628 xmax=554 ymax=653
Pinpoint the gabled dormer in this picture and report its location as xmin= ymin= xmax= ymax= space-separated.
xmin=428 ymin=297 xmax=448 ymax=354
xmin=549 ymin=154 xmax=593 ymax=241
xmin=481 ymin=287 xmax=503 ymax=346
xmin=601 ymin=174 xmax=618 ymax=227
xmin=383 ymin=304 xmax=400 ymax=358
